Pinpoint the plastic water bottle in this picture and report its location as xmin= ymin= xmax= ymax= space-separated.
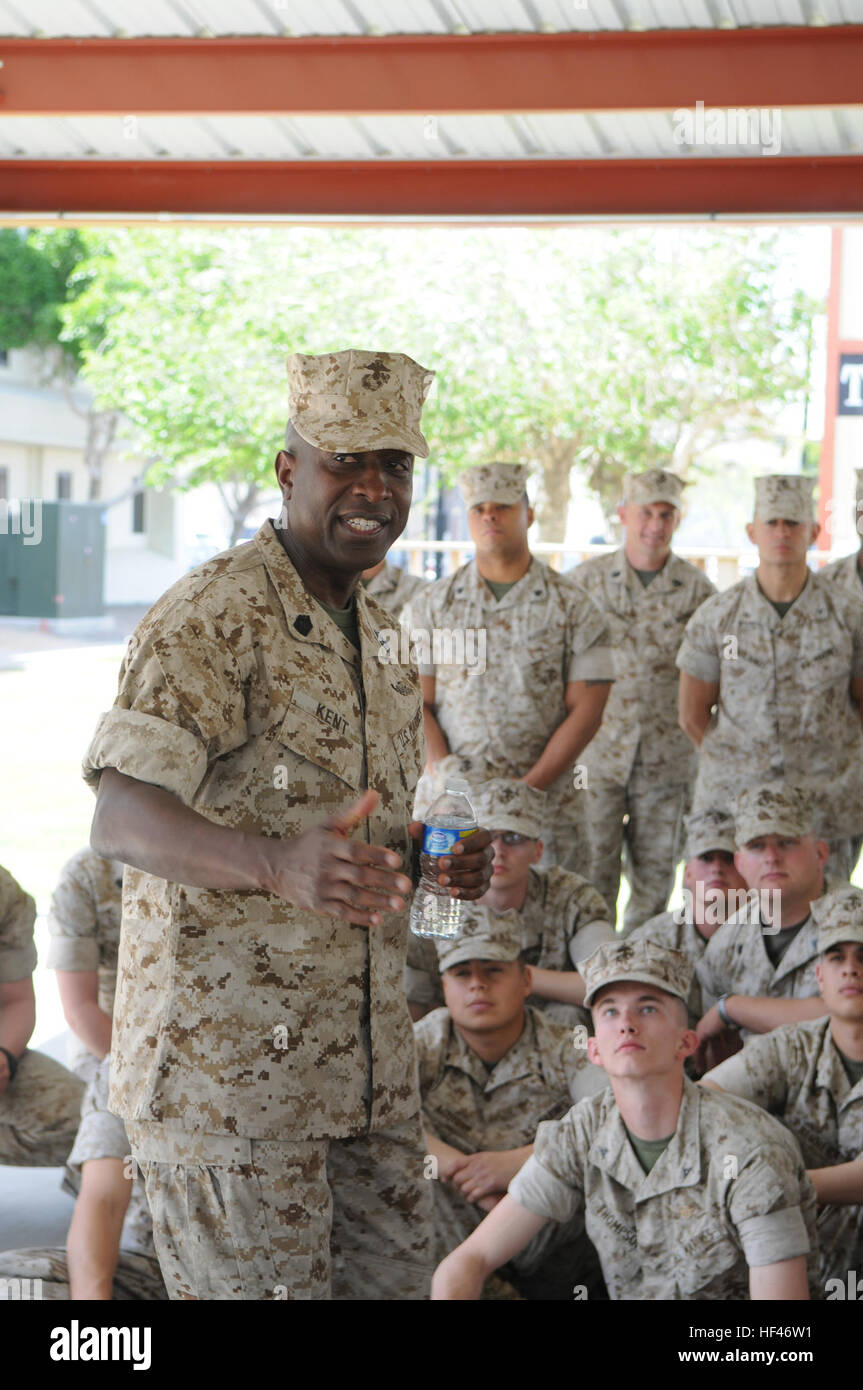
xmin=409 ymin=778 xmax=478 ymax=940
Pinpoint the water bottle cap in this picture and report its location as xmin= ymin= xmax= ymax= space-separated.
xmin=444 ymin=776 xmax=470 ymax=795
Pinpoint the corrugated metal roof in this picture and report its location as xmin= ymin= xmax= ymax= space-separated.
xmin=1 ymin=107 xmax=860 ymax=159
xmin=1 ymin=0 xmax=862 ymax=37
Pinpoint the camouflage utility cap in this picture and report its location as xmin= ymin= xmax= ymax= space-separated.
xmin=733 ymin=783 xmax=814 ymax=845
xmin=812 ymin=886 xmax=863 ymax=952
xmin=287 ymin=349 xmax=434 ymax=458
xmin=436 ymin=907 xmax=524 ymax=973
xmin=623 ymin=469 xmax=684 ymax=509
xmin=685 ymin=808 xmax=736 ymax=861
xmin=580 ymin=938 xmax=692 ymax=1009
xmin=471 ymin=779 xmax=547 ymax=841
xmin=753 ymin=475 xmax=815 ymax=524
xmin=459 ymin=463 xmax=530 ymax=509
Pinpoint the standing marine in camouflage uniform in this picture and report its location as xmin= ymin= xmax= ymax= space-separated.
xmin=678 ymin=474 xmax=863 ymax=881
xmin=572 ymin=469 xmax=715 ymax=930
xmin=432 ymin=938 xmax=819 ymax=1301
xmin=404 ymin=463 xmax=614 ymax=870
xmin=0 ymin=863 xmax=84 ymax=1168
xmin=417 ymin=915 xmax=608 ymax=1299
xmin=704 ymin=885 xmax=863 ymax=1288
xmin=695 ymin=785 xmax=831 ymax=1050
xmin=83 ymin=350 xmax=493 ymax=1301
xmin=629 ymin=809 xmax=746 ymax=1034
xmin=406 ymin=779 xmax=613 ymax=1027
xmin=361 ymin=557 xmax=429 ymax=621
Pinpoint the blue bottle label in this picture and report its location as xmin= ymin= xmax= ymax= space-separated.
xmin=422 ymin=825 xmax=476 ymax=856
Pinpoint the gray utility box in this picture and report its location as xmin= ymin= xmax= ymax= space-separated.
xmin=0 ymin=500 xmax=106 ymax=618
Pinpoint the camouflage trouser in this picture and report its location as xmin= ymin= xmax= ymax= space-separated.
xmin=126 ymin=1116 xmax=435 ymax=1301
xmin=0 ymin=1048 xmax=84 ymax=1168
xmin=0 ymin=1247 xmax=166 ymax=1301
xmin=580 ymin=769 xmax=688 ymax=935
xmin=431 ymin=1179 xmax=605 ymax=1301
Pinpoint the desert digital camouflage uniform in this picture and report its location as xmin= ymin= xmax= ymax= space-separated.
xmin=695 ymin=907 xmax=824 ymax=1039
xmin=83 ymin=515 xmax=434 ymax=1300
xmin=508 ymin=1076 xmax=818 ymax=1300
xmin=363 ymin=561 xmax=429 ymax=621
xmin=405 ymin=868 xmax=613 ymax=1026
xmin=45 ymin=848 xmax=124 ymax=1082
xmin=416 ymin=1003 xmax=608 ymax=1297
xmin=0 ymin=1056 xmax=167 ymax=1302
xmin=0 ymin=864 xmax=84 ymax=1168
xmin=820 ymin=551 xmax=863 ymax=599
xmin=404 ymin=560 xmax=613 ymax=870
xmin=706 ymin=1017 xmax=863 ymax=1286
xmin=677 ymin=539 xmax=863 ymax=871
xmin=572 ymin=526 xmax=715 ymax=930
xmin=696 ymin=786 xmax=831 ymax=1036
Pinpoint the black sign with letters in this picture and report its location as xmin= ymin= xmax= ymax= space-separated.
xmin=838 ymin=352 xmax=863 ymax=415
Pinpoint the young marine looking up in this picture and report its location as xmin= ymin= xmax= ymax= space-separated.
xmin=432 ymin=939 xmax=818 ymax=1301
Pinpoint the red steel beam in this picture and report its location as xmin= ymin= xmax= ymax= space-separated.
xmin=1 ymin=158 xmax=862 ymax=218
xmin=0 ymin=31 xmax=862 ymax=115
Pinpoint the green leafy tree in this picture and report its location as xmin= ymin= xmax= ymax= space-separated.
xmin=0 ymin=228 xmax=120 ymax=499
xmin=61 ymin=225 xmax=822 ymax=542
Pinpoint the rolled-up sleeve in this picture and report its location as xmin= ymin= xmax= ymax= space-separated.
xmin=737 ymin=1207 xmax=810 ymax=1268
xmin=508 ymin=1112 xmax=585 ymax=1225
xmin=508 ymin=1153 xmax=582 ymax=1225
xmin=676 ymin=601 xmax=722 ymax=683
xmin=0 ymin=868 xmax=37 ymax=983
xmin=82 ymin=606 xmax=248 ymax=805
xmin=729 ymin=1145 xmax=813 ymax=1268
xmin=46 ymin=860 xmax=101 ymax=973
xmin=566 ymin=590 xmax=615 ymax=684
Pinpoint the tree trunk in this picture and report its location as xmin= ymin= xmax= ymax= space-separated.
xmin=84 ymin=408 xmax=119 ymax=500
xmin=224 ymin=482 xmax=261 ymax=546
xmin=532 ymin=438 xmax=578 ymax=543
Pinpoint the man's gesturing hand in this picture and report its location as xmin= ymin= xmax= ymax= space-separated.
xmin=408 ymin=821 xmax=494 ymax=902
xmin=271 ymin=789 xmax=413 ymax=927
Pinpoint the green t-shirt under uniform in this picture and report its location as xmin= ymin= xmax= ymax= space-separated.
xmin=315 ymin=596 xmax=360 ymax=651
xmin=485 ymin=579 xmax=518 ymax=602
xmin=624 ymin=1126 xmax=675 ymax=1175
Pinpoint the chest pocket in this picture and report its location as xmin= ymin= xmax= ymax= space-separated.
xmin=796 ymin=642 xmax=850 ymax=693
xmin=277 ymin=687 xmax=364 ymax=789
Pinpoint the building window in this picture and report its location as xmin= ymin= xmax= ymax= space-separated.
xmin=56 ymin=471 xmax=72 ymax=500
xmin=0 ymin=349 xmax=8 ymax=367
xmin=0 ymin=467 xmax=8 ymax=500
xmin=132 ymin=489 xmax=145 ymax=534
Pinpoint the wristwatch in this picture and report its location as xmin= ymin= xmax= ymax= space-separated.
xmin=716 ymin=994 xmax=740 ymax=1030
